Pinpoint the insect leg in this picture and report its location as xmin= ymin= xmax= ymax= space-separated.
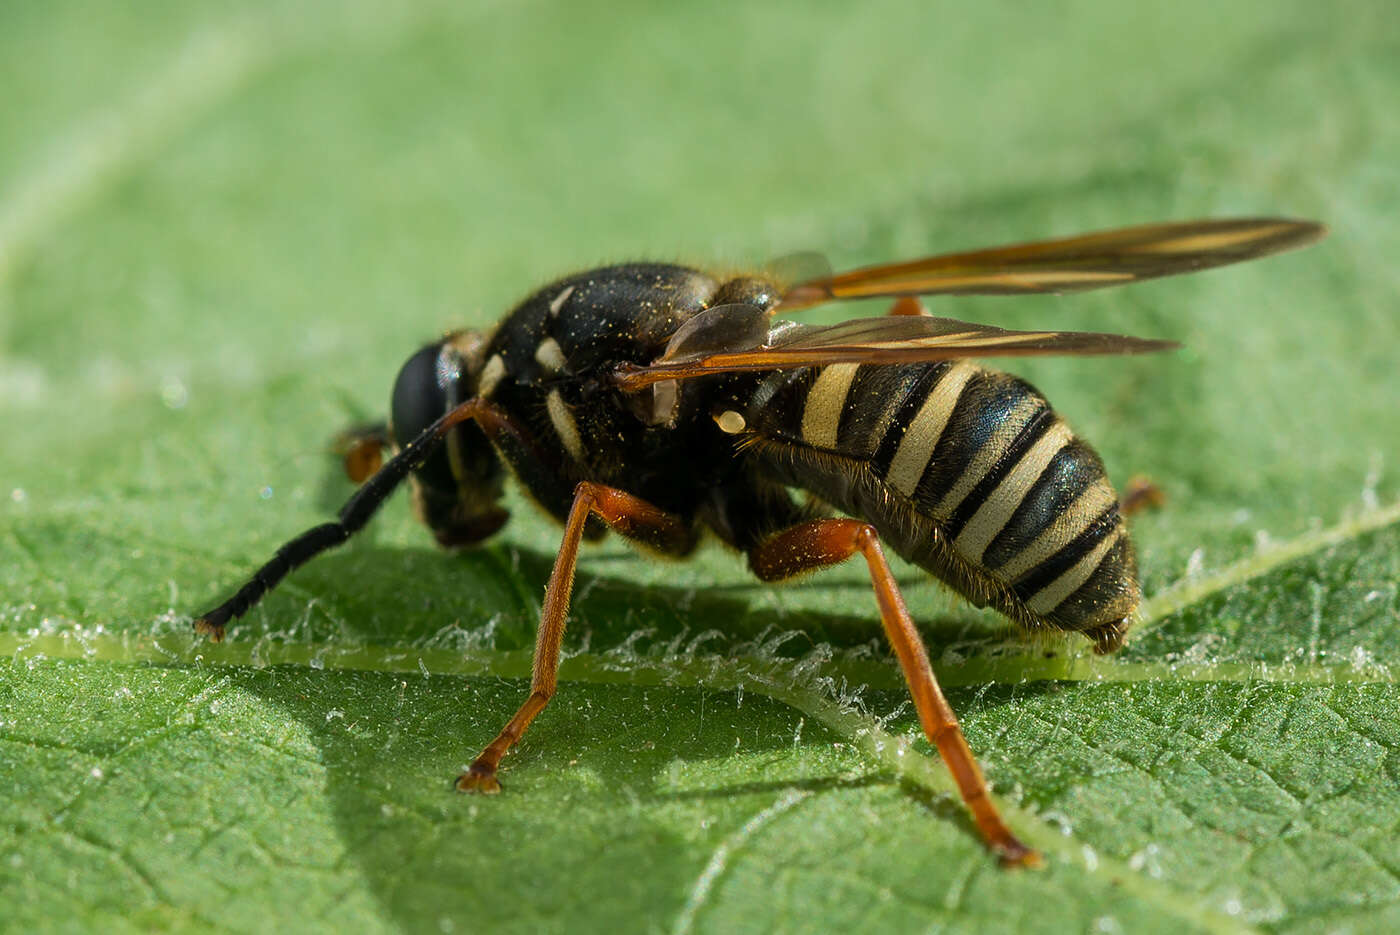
xmin=195 ymin=399 xmax=516 ymax=641
xmin=1119 ymin=475 xmax=1166 ymax=518
xmin=749 ymin=519 xmax=1041 ymax=867
xmin=886 ymin=296 xmax=931 ymax=316
xmin=457 ymin=482 xmax=691 ymax=793
xmin=333 ymin=421 xmax=391 ymax=483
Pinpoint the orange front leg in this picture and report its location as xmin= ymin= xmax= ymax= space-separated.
xmin=456 ymin=482 xmax=692 ymax=793
xmin=750 ymin=519 xmax=1040 ymax=867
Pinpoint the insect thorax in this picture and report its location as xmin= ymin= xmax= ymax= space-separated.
xmin=471 ymin=264 xmax=750 ymax=521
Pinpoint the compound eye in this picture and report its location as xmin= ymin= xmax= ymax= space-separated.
xmin=391 ymin=343 xmax=458 ymax=493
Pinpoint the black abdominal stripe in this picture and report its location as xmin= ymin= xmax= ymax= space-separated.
xmin=762 ymin=360 xmax=1134 ymax=630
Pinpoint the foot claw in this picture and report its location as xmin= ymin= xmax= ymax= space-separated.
xmin=996 ymin=841 xmax=1044 ymax=869
xmin=455 ymin=764 xmax=502 ymax=794
xmin=193 ymin=617 xmax=226 ymax=643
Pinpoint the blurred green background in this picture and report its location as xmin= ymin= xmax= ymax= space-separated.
xmin=2 ymin=1 xmax=1398 ymax=932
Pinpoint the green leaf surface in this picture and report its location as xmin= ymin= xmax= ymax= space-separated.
xmin=3 ymin=1 xmax=1398 ymax=932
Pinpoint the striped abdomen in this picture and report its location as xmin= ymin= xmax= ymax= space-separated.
xmin=744 ymin=361 xmax=1138 ymax=649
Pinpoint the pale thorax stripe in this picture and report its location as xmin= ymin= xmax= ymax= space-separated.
xmin=994 ymin=481 xmax=1118 ymax=582
xmin=478 ymin=354 xmax=506 ymax=397
xmin=884 ymin=361 xmax=975 ymax=497
xmin=548 ymin=284 xmax=576 ymax=316
xmin=546 ymin=389 xmax=585 ymax=461
xmin=954 ymin=421 xmax=1073 ymax=563
xmin=801 ymin=363 xmax=860 ymax=449
xmin=1025 ymin=528 xmax=1120 ymax=615
xmin=934 ymin=394 xmax=1040 ymax=516
xmin=535 ymin=337 xmax=567 ymax=374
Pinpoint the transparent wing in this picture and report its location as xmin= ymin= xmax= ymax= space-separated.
xmin=775 ymin=217 xmax=1326 ymax=311
xmin=612 ymin=314 xmax=1178 ymax=391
